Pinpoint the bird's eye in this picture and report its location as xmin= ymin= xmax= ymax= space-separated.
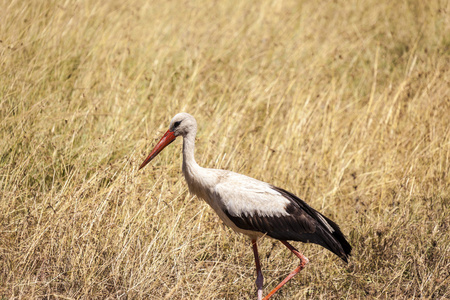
xmin=174 ymin=121 xmax=181 ymax=128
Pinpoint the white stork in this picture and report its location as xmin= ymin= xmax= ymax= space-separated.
xmin=139 ymin=113 xmax=352 ymax=300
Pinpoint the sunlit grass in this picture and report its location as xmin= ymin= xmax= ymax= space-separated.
xmin=1 ymin=0 xmax=449 ymax=298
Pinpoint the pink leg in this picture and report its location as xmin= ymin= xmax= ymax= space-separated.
xmin=262 ymin=240 xmax=309 ymax=300
xmin=252 ymin=239 xmax=264 ymax=300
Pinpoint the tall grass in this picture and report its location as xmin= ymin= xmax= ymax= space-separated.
xmin=1 ymin=0 xmax=449 ymax=298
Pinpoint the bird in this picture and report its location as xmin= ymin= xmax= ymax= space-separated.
xmin=139 ymin=112 xmax=352 ymax=300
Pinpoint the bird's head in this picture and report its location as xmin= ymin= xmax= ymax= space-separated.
xmin=169 ymin=112 xmax=197 ymax=138
xmin=139 ymin=113 xmax=197 ymax=170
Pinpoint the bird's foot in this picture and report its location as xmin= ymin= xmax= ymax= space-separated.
xmin=256 ymin=271 xmax=263 ymax=300
xmin=262 ymin=241 xmax=309 ymax=300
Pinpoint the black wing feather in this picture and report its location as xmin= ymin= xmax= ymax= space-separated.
xmin=224 ymin=185 xmax=352 ymax=262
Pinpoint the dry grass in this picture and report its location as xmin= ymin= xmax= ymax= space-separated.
xmin=1 ymin=0 xmax=449 ymax=298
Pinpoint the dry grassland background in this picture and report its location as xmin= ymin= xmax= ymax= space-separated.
xmin=1 ymin=0 xmax=449 ymax=299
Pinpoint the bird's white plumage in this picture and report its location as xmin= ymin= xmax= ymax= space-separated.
xmin=167 ymin=113 xmax=293 ymax=238
xmin=212 ymin=171 xmax=290 ymax=217
xmin=161 ymin=113 xmax=340 ymax=242
xmin=181 ymin=165 xmax=290 ymax=237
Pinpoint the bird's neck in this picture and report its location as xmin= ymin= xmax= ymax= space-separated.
xmin=182 ymin=131 xmax=200 ymax=178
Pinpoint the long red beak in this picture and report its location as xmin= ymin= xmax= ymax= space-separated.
xmin=139 ymin=129 xmax=176 ymax=170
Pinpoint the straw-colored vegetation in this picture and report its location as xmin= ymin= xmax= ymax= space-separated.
xmin=1 ymin=0 xmax=449 ymax=298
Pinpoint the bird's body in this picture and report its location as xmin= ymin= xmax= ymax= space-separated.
xmin=139 ymin=113 xmax=351 ymax=300
xmin=184 ymin=165 xmax=290 ymax=240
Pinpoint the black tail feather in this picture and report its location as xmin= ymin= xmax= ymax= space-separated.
xmin=271 ymin=186 xmax=352 ymax=262
xmin=320 ymin=213 xmax=352 ymax=260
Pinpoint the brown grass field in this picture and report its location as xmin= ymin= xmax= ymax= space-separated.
xmin=1 ymin=0 xmax=449 ymax=298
